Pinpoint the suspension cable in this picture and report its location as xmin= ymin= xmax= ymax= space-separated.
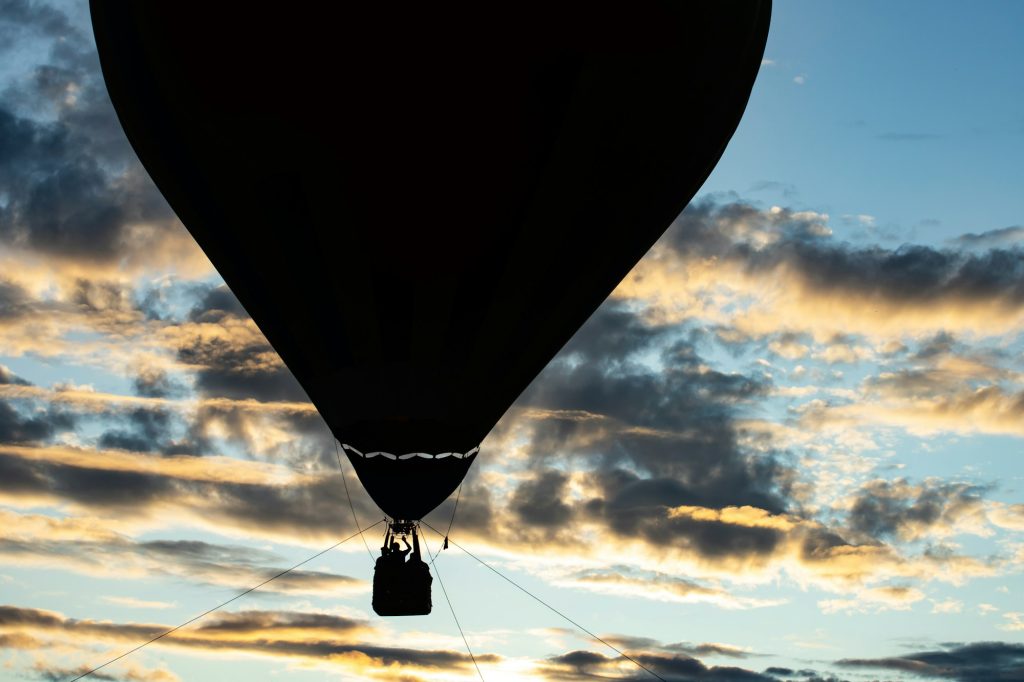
xmin=420 ymin=521 xmax=666 ymax=682
xmin=443 ymin=482 xmax=463 ymax=550
xmin=66 ymin=520 xmax=384 ymax=682
xmin=334 ymin=437 xmax=376 ymax=563
xmin=421 ymin=527 xmax=485 ymax=681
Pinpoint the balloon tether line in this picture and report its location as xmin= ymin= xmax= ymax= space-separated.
xmin=420 ymin=521 xmax=666 ymax=682
xmin=334 ymin=437 xmax=377 ymax=563
xmin=443 ymin=482 xmax=463 ymax=550
xmin=65 ymin=520 xmax=385 ymax=682
xmin=421 ymin=525 xmax=485 ymax=681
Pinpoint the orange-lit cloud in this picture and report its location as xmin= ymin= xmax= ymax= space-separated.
xmin=614 ymin=201 xmax=1024 ymax=341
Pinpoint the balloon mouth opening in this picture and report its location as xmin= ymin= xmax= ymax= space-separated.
xmin=341 ymin=443 xmax=480 ymax=461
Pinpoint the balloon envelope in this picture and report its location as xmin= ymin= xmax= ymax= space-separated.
xmin=91 ymin=2 xmax=771 ymax=521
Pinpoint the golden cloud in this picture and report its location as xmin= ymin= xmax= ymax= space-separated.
xmin=818 ymin=584 xmax=925 ymax=614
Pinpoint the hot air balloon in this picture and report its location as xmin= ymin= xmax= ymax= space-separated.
xmin=91 ymin=2 xmax=770 ymax=616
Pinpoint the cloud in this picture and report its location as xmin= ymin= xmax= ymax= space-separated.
xmin=0 ymin=511 xmax=366 ymax=605
xmin=510 ymin=468 xmax=574 ymax=529
xmin=799 ymin=382 xmax=1024 ymax=438
xmin=0 ymin=382 xmax=316 ymax=417
xmin=951 ymin=226 xmax=1024 ymax=249
xmin=0 ymin=2 xmax=209 ymax=277
xmin=100 ymin=597 xmax=175 ymax=610
xmin=0 ymin=443 xmax=385 ymax=544
xmin=0 ymin=363 xmax=29 ymax=385
xmin=845 ymin=479 xmax=991 ymax=542
xmin=510 ymin=305 xmax=788 ymax=516
xmin=601 ymin=636 xmax=756 ymax=661
xmin=836 ymin=641 xmax=1024 ymax=680
xmin=615 ymin=199 xmax=1024 ymax=340
xmin=33 ymin=661 xmax=179 ymax=682
xmin=1002 ymin=612 xmax=1024 ymax=632
xmin=0 ymin=279 xmax=32 ymax=320
xmin=173 ymin=291 xmax=308 ymax=403
xmin=818 ymin=585 xmax=925 ymax=614
xmin=989 ymin=503 xmax=1024 ymax=531
xmin=0 ymin=604 xmax=498 ymax=679
xmin=930 ymin=598 xmax=963 ymax=614
xmin=556 ymin=566 xmax=782 ymax=610
xmin=132 ymin=367 xmax=186 ymax=399
xmin=0 ymin=398 xmax=74 ymax=444
xmin=768 ymin=333 xmax=809 ymax=359
xmin=769 ymin=334 xmax=1024 ymax=445
xmin=538 ymin=648 xmax=778 ymax=681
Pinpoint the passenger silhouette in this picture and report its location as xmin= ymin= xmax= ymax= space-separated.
xmin=389 ymin=537 xmax=411 ymax=563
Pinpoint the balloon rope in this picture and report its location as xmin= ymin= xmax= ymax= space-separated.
xmin=443 ymin=482 xmax=463 ymax=549
xmin=335 ymin=438 xmax=377 ymax=563
xmin=66 ymin=520 xmax=385 ymax=682
xmin=420 ymin=521 xmax=667 ymax=682
xmin=421 ymin=527 xmax=485 ymax=681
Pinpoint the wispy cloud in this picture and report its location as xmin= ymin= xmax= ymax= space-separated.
xmin=951 ymin=225 xmax=1024 ymax=249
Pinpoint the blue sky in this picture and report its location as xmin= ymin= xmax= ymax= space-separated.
xmin=1 ymin=2 xmax=1023 ymax=681
xmin=711 ymin=1 xmax=1024 ymax=247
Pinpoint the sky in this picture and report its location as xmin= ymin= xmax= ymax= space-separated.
xmin=1 ymin=1 xmax=1023 ymax=681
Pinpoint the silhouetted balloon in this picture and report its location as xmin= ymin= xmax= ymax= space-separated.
xmin=91 ymin=2 xmax=770 ymax=521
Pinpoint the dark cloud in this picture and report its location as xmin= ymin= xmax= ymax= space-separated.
xmin=0 ymin=516 xmax=361 ymax=595
xmin=424 ymin=476 xmax=493 ymax=536
xmin=510 ymin=469 xmax=573 ymax=529
xmin=0 ymin=278 xmax=31 ymax=319
xmin=135 ymin=539 xmax=364 ymax=593
xmin=0 ymin=399 xmax=74 ymax=444
xmin=0 ymin=103 xmax=169 ymax=261
xmin=175 ymin=331 xmax=307 ymax=404
xmin=516 ymin=305 xmax=787 ymax=513
xmin=132 ymin=368 xmax=185 ymax=399
xmin=846 ymin=479 xmax=989 ymax=542
xmin=0 ymin=448 xmax=377 ymax=540
xmin=606 ymin=635 xmax=756 ymax=660
xmin=446 ymin=301 xmax=794 ymax=561
xmin=665 ymin=199 xmax=1024 ymax=307
xmin=951 ymin=225 xmax=1024 ymax=250
xmin=0 ymin=0 xmax=80 ymax=43
xmin=585 ymin=473 xmax=784 ymax=559
xmin=51 ymin=464 xmax=176 ymax=508
xmin=192 ymin=609 xmax=361 ymax=634
xmin=540 ymin=649 xmax=778 ymax=681
xmin=837 ymin=641 xmax=1024 ymax=681
xmin=912 ymin=331 xmax=958 ymax=360
xmin=0 ymin=604 xmax=65 ymax=628
xmin=187 ymin=284 xmax=248 ymax=323
xmin=0 ymin=3 xmax=177 ymax=263
xmin=98 ymin=407 xmax=174 ymax=453
xmin=70 ymin=278 xmax=135 ymax=314
xmin=32 ymin=663 xmax=161 ymax=682
xmin=0 ymin=604 xmax=499 ymax=673
xmin=761 ymin=670 xmax=845 ymax=681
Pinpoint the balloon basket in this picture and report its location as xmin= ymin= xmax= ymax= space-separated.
xmin=372 ymin=522 xmax=432 ymax=616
